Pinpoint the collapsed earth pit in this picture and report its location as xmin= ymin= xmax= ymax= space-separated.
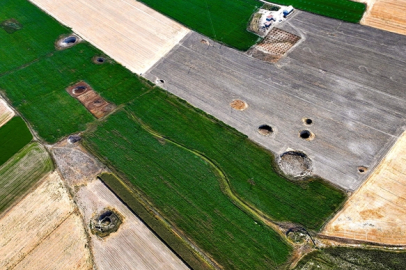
xmin=278 ymin=151 xmax=313 ymax=177
xmin=358 ymin=166 xmax=368 ymax=174
xmin=90 ymin=209 xmax=122 ymax=238
xmin=56 ymin=34 xmax=80 ymax=50
xmin=258 ymin=124 xmax=273 ymax=136
xmin=303 ymin=118 xmax=313 ymax=125
xmin=230 ymin=99 xmax=248 ymax=111
xmin=299 ymin=130 xmax=315 ymax=141
xmin=92 ymin=56 xmax=106 ymax=64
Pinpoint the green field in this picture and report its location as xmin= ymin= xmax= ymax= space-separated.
xmin=0 ymin=142 xmax=53 ymax=214
xmin=84 ymin=110 xmax=292 ymax=269
xmin=0 ymin=0 xmax=153 ymax=143
xmin=295 ymin=247 xmax=406 ymax=269
xmin=138 ymin=0 xmax=365 ymax=50
xmin=0 ymin=117 xmax=32 ymax=166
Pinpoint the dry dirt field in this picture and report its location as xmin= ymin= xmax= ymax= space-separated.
xmin=29 ymin=0 xmax=190 ymax=74
xmin=0 ymin=97 xmax=14 ymax=128
xmin=75 ymin=179 xmax=189 ymax=270
xmin=0 ymin=172 xmax=92 ymax=269
xmin=52 ymin=138 xmax=104 ymax=186
xmin=322 ymin=131 xmax=406 ymax=245
xmin=357 ymin=0 xmax=406 ymax=35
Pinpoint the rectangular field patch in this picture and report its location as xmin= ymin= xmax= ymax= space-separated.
xmin=247 ymin=28 xmax=300 ymax=63
xmin=0 ymin=97 xmax=14 ymax=128
xmin=67 ymin=81 xmax=115 ymax=118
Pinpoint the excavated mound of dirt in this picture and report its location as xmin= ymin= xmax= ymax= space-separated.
xmin=230 ymin=99 xmax=248 ymax=111
xmin=278 ymin=151 xmax=312 ymax=177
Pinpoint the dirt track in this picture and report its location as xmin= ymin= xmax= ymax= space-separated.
xmin=358 ymin=0 xmax=406 ymax=35
xmin=0 ymin=172 xmax=91 ymax=269
xmin=322 ymin=131 xmax=406 ymax=245
xmin=29 ymin=0 xmax=190 ymax=74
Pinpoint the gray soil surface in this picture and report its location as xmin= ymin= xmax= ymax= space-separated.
xmin=144 ymin=11 xmax=406 ymax=191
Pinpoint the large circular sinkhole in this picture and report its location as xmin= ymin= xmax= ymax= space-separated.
xmin=299 ymin=130 xmax=315 ymax=141
xmin=73 ymin=86 xmax=87 ymax=95
xmin=63 ymin=36 xmax=77 ymax=44
xmin=258 ymin=124 xmax=273 ymax=136
xmin=90 ymin=209 xmax=122 ymax=238
xmin=358 ymin=166 xmax=368 ymax=174
xmin=278 ymin=151 xmax=313 ymax=177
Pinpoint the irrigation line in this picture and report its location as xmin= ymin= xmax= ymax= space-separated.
xmin=127 ymin=111 xmax=291 ymax=245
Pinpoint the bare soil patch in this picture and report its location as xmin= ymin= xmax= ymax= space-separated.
xmin=278 ymin=151 xmax=312 ymax=177
xmin=0 ymin=97 xmax=14 ymax=128
xmin=230 ymin=99 xmax=248 ymax=110
xmin=66 ymin=81 xmax=115 ymax=118
xmin=52 ymin=140 xmax=104 ymax=187
xmin=0 ymin=18 xmax=22 ymax=34
xmin=75 ymin=179 xmax=189 ymax=270
xmin=0 ymin=172 xmax=91 ymax=269
xmin=247 ymin=28 xmax=300 ymax=63
xmin=322 ymin=131 xmax=406 ymax=245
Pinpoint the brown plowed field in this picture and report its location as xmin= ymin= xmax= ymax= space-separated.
xmin=358 ymin=0 xmax=406 ymax=35
xmin=75 ymin=179 xmax=189 ymax=270
xmin=0 ymin=97 xmax=14 ymax=128
xmin=29 ymin=0 xmax=190 ymax=74
xmin=67 ymin=81 xmax=115 ymax=118
xmin=0 ymin=172 xmax=92 ymax=269
xmin=322 ymin=131 xmax=406 ymax=245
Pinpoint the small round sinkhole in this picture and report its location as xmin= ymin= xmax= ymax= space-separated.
xmin=358 ymin=166 xmax=368 ymax=174
xmin=258 ymin=125 xmax=273 ymax=136
xmin=63 ymin=36 xmax=77 ymax=44
xmin=304 ymin=118 xmax=313 ymax=125
xmin=299 ymin=130 xmax=314 ymax=140
xmin=73 ymin=86 xmax=87 ymax=94
xmin=96 ymin=57 xmax=105 ymax=63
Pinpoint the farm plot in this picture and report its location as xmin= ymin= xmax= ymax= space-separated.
xmin=83 ymin=110 xmax=293 ymax=270
xmin=322 ymin=131 xmax=406 ymax=245
xmin=29 ymin=0 xmax=190 ymax=74
xmin=0 ymin=0 xmax=69 ymax=74
xmin=124 ymin=89 xmax=346 ymax=230
xmin=0 ymin=171 xmax=92 ymax=269
xmin=358 ymin=0 xmax=406 ymax=35
xmin=0 ymin=97 xmax=14 ymax=127
xmin=75 ymin=178 xmax=189 ymax=270
xmin=0 ymin=117 xmax=32 ymax=166
xmin=0 ymin=142 xmax=53 ymax=215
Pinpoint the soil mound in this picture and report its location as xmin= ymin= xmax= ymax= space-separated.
xmin=230 ymin=99 xmax=248 ymax=111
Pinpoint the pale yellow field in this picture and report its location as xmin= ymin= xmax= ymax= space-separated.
xmin=29 ymin=0 xmax=190 ymax=74
xmin=75 ymin=179 xmax=189 ymax=270
xmin=357 ymin=0 xmax=406 ymax=35
xmin=0 ymin=97 xmax=14 ymax=128
xmin=0 ymin=172 xmax=92 ymax=269
xmin=322 ymin=131 xmax=406 ymax=245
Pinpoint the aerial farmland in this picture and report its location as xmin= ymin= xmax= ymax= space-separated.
xmin=0 ymin=0 xmax=406 ymax=269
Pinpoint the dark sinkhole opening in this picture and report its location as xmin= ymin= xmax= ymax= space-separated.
xmin=63 ymin=36 xmax=77 ymax=44
xmin=258 ymin=124 xmax=273 ymax=136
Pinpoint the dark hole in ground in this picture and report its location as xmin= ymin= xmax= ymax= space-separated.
xmin=159 ymin=79 xmax=165 ymax=83
xmin=98 ymin=210 xmax=113 ymax=220
xmin=305 ymin=118 xmax=312 ymax=125
xmin=358 ymin=166 xmax=368 ymax=174
xmin=63 ymin=36 xmax=77 ymax=44
xmin=96 ymin=57 xmax=105 ymax=63
xmin=258 ymin=124 xmax=273 ymax=136
xmin=300 ymin=130 xmax=310 ymax=139
xmin=73 ymin=86 xmax=87 ymax=94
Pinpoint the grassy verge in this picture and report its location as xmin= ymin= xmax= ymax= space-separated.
xmin=0 ymin=142 xmax=53 ymax=214
xmin=83 ymin=109 xmax=292 ymax=270
xmin=295 ymin=247 xmax=406 ymax=269
xmin=99 ymin=173 xmax=213 ymax=270
xmin=0 ymin=117 xmax=32 ymax=166
xmin=126 ymin=89 xmax=346 ymax=230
